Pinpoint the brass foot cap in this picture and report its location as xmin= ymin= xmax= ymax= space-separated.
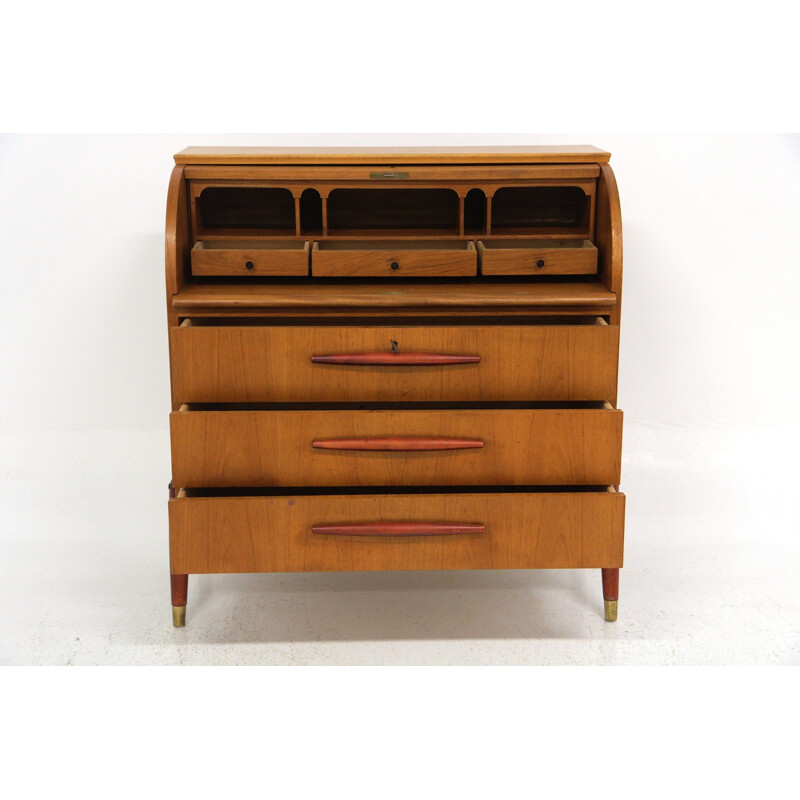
xmin=172 ymin=605 xmax=186 ymax=627
xmin=604 ymin=600 xmax=618 ymax=622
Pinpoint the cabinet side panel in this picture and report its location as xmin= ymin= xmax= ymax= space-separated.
xmin=595 ymin=162 xmax=623 ymax=299
xmin=165 ymin=164 xmax=190 ymax=300
xmin=166 ymin=164 xmax=191 ymax=411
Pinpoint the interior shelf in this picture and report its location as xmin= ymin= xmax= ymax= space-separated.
xmin=490 ymin=186 xmax=590 ymax=232
xmin=195 ymin=186 xmax=296 ymax=233
xmin=183 ymin=179 xmax=604 ymax=285
xmin=326 ymin=188 xmax=460 ymax=234
xmin=189 ymin=182 xmax=595 ymax=240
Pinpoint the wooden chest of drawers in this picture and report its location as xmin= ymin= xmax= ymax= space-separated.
xmin=165 ymin=145 xmax=625 ymax=627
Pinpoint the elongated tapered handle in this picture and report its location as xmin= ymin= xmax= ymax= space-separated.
xmin=312 ymin=522 xmax=486 ymax=536
xmin=311 ymin=352 xmax=480 ymax=365
xmin=311 ymin=437 xmax=483 ymax=451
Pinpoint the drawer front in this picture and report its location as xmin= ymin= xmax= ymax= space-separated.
xmin=191 ymin=241 xmax=309 ymax=276
xmin=311 ymin=240 xmax=477 ymax=277
xmin=170 ymin=323 xmax=619 ymax=403
xmin=170 ymin=407 xmax=622 ymax=487
xmin=169 ymin=490 xmax=625 ymax=573
xmin=478 ymin=239 xmax=598 ymax=276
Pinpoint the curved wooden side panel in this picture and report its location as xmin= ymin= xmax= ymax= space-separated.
xmin=596 ymin=162 xmax=623 ymax=298
xmin=165 ymin=164 xmax=189 ymax=299
xmin=596 ymin=161 xmax=623 ymax=405
xmin=166 ymin=164 xmax=191 ymax=412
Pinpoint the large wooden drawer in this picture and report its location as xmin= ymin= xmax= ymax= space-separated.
xmin=169 ymin=489 xmax=625 ymax=573
xmin=170 ymin=405 xmax=622 ymax=487
xmin=169 ymin=320 xmax=619 ymax=403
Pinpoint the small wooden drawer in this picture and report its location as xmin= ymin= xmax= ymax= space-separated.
xmin=169 ymin=489 xmax=626 ymax=573
xmin=191 ymin=240 xmax=310 ymax=276
xmin=478 ymin=239 xmax=597 ymax=275
xmin=169 ymin=404 xmax=622 ymax=487
xmin=169 ymin=319 xmax=619 ymax=403
xmin=311 ymin=239 xmax=477 ymax=277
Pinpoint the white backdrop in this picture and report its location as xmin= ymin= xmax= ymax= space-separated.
xmin=1 ymin=133 xmax=798 ymax=665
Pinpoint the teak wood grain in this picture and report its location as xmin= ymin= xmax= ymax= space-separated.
xmin=311 ymin=240 xmax=477 ymax=277
xmin=183 ymin=164 xmax=602 ymax=181
xmin=191 ymin=240 xmax=309 ymax=276
xmin=164 ymin=144 xmax=625 ymax=623
xmin=171 ymin=282 xmax=617 ymax=310
xmin=478 ymin=239 xmax=598 ymax=276
xmin=169 ymin=491 xmax=625 ymax=573
xmin=169 ymin=407 xmax=623 ymax=487
xmin=596 ymin=162 xmax=623 ymax=328
xmin=165 ymin=164 xmax=191 ymax=411
xmin=169 ymin=323 xmax=619 ymax=403
xmin=165 ymin=165 xmax=189 ymax=298
xmin=174 ymin=146 xmax=612 ymax=165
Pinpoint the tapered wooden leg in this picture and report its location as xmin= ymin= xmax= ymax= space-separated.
xmin=171 ymin=573 xmax=188 ymax=627
xmin=168 ymin=482 xmax=187 ymax=627
xmin=602 ymin=568 xmax=619 ymax=622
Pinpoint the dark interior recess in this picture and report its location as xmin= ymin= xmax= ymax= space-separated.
xmin=198 ymin=187 xmax=295 ymax=230
xmin=491 ymin=187 xmax=589 ymax=230
xmin=185 ymin=486 xmax=613 ymax=497
xmin=464 ymin=188 xmax=487 ymax=233
xmin=183 ymin=401 xmax=610 ymax=412
xmin=327 ymin=188 xmax=459 ymax=232
xmin=184 ymin=315 xmax=608 ymax=327
xmin=300 ymin=188 xmax=323 ymax=234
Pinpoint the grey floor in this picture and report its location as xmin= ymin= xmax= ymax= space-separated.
xmin=1 ymin=422 xmax=798 ymax=665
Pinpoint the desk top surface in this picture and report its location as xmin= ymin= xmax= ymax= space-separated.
xmin=174 ymin=146 xmax=611 ymax=166
xmin=172 ymin=281 xmax=617 ymax=309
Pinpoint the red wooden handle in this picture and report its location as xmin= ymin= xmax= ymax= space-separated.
xmin=312 ymin=437 xmax=483 ymax=451
xmin=312 ymin=522 xmax=486 ymax=536
xmin=311 ymin=352 xmax=480 ymax=365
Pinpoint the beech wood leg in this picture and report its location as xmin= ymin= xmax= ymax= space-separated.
xmin=602 ymin=568 xmax=619 ymax=622
xmin=171 ymin=573 xmax=188 ymax=627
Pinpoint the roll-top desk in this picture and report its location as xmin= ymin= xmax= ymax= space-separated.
xmin=165 ymin=146 xmax=625 ymax=627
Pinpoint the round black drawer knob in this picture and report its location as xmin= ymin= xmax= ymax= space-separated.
xmin=390 ymin=261 xmax=400 ymax=270
xmin=245 ymin=261 xmax=255 ymax=270
xmin=536 ymin=259 xmax=545 ymax=268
